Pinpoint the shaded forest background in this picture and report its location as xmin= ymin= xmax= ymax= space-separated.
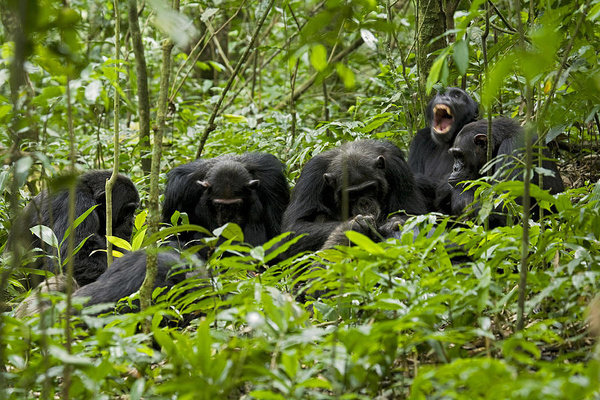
xmin=1 ymin=0 xmax=600 ymax=398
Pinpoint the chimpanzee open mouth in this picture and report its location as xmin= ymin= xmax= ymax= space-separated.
xmin=432 ymin=104 xmax=454 ymax=134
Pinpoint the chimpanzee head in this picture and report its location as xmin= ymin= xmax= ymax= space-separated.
xmin=197 ymin=160 xmax=260 ymax=228
xmin=81 ymin=171 xmax=140 ymax=241
xmin=448 ymin=121 xmax=488 ymax=185
xmin=323 ymin=147 xmax=389 ymax=220
xmin=426 ymin=87 xmax=479 ymax=146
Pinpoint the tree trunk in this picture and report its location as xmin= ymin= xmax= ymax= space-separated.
xmin=128 ymin=0 xmax=151 ymax=175
xmin=416 ymin=0 xmax=448 ymax=104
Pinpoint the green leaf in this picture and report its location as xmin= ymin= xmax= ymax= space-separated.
xmin=335 ymin=63 xmax=355 ymax=89
xmin=310 ymin=44 xmax=328 ymax=72
xmin=61 ymin=205 xmax=99 ymax=245
xmin=213 ymin=223 xmax=244 ymax=242
xmin=345 ymin=231 xmax=383 ymax=255
xmin=107 ymin=236 xmax=132 ymax=251
xmin=14 ymin=156 xmax=33 ymax=188
xmin=223 ymin=114 xmax=247 ymax=123
xmin=135 ymin=210 xmax=148 ymax=230
xmin=130 ymin=378 xmax=146 ymax=400
xmin=426 ymin=51 xmax=448 ymax=94
xmin=132 ymin=228 xmax=146 ymax=251
xmin=30 ymin=225 xmax=59 ymax=249
xmin=49 ymin=346 xmax=93 ymax=366
xmin=453 ymin=40 xmax=469 ymax=75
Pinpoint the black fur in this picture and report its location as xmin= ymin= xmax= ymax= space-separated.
xmin=73 ymin=250 xmax=188 ymax=310
xmin=408 ymin=87 xmax=479 ymax=211
xmin=14 ymin=170 xmax=139 ymax=287
xmin=282 ymin=139 xmax=426 ymax=253
xmin=162 ymin=153 xmax=290 ymax=249
xmin=439 ymin=117 xmax=564 ymax=224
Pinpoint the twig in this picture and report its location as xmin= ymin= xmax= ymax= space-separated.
xmin=195 ymin=0 xmax=276 ymax=159
xmin=273 ymin=38 xmax=364 ymax=110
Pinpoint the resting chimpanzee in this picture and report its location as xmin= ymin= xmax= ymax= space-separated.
xmin=162 ymin=153 xmax=290 ymax=251
xmin=282 ymin=139 xmax=426 ymax=253
xmin=439 ymin=117 xmax=564 ymax=224
xmin=72 ymin=250 xmax=198 ymax=312
xmin=408 ymin=87 xmax=479 ymax=210
xmin=13 ymin=170 xmax=139 ymax=287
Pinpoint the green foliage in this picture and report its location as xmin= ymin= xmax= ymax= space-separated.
xmin=1 ymin=0 xmax=600 ymax=398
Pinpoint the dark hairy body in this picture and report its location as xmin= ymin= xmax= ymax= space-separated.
xmin=439 ymin=117 xmax=564 ymax=224
xmin=162 ymin=153 xmax=290 ymax=250
xmin=282 ymin=139 xmax=426 ymax=253
xmin=12 ymin=170 xmax=139 ymax=287
xmin=408 ymin=87 xmax=479 ymax=211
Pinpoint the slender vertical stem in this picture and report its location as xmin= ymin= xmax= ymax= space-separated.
xmin=105 ymin=0 xmax=121 ymax=268
xmin=139 ymin=0 xmax=177 ymax=334
xmin=61 ymin=76 xmax=77 ymax=400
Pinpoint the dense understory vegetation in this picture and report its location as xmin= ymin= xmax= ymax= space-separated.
xmin=1 ymin=0 xmax=600 ymax=398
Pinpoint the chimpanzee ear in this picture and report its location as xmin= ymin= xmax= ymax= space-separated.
xmin=323 ymin=172 xmax=336 ymax=187
xmin=247 ymin=179 xmax=260 ymax=189
xmin=474 ymin=134 xmax=488 ymax=148
xmin=374 ymin=155 xmax=386 ymax=169
xmin=197 ymin=180 xmax=211 ymax=188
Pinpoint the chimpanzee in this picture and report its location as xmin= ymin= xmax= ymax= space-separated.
xmin=72 ymin=250 xmax=198 ymax=312
xmin=162 ymin=153 xmax=290 ymax=250
xmin=13 ymin=170 xmax=140 ymax=287
xmin=282 ymin=139 xmax=426 ymax=253
xmin=439 ymin=117 xmax=564 ymax=224
xmin=408 ymin=87 xmax=479 ymax=210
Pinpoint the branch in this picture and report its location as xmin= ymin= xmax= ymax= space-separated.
xmin=195 ymin=0 xmax=276 ymax=159
xmin=274 ymin=38 xmax=364 ymax=110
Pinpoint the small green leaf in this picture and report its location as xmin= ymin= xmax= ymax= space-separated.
xmin=223 ymin=114 xmax=247 ymax=123
xmin=310 ymin=44 xmax=328 ymax=72
xmin=132 ymin=228 xmax=146 ymax=251
xmin=135 ymin=210 xmax=148 ymax=230
xmin=107 ymin=235 xmax=132 ymax=251
xmin=335 ymin=63 xmax=355 ymax=89
xmin=62 ymin=205 xmax=99 ymax=245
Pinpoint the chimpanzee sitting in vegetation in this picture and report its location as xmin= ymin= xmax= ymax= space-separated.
xmin=282 ymin=139 xmax=426 ymax=253
xmin=408 ymin=87 xmax=479 ymax=211
xmin=12 ymin=170 xmax=139 ymax=287
xmin=438 ymin=117 xmax=564 ymax=225
xmin=162 ymin=153 xmax=290 ymax=253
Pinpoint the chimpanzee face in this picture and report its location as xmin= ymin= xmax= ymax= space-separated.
xmin=426 ymin=87 xmax=479 ymax=145
xmin=323 ymin=153 xmax=388 ymax=220
xmin=448 ymin=124 xmax=488 ymax=185
xmin=197 ymin=161 xmax=259 ymax=228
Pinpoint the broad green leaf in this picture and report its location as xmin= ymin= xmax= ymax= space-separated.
xmin=426 ymin=51 xmax=448 ymax=94
xmin=345 ymin=231 xmax=384 ymax=255
xmin=453 ymin=40 xmax=469 ymax=75
xmin=132 ymin=228 xmax=147 ymax=251
xmin=310 ymin=44 xmax=328 ymax=72
xmin=335 ymin=63 xmax=355 ymax=89
xmin=14 ymin=156 xmax=33 ymax=188
xmin=107 ymin=236 xmax=132 ymax=251
xmin=213 ymin=223 xmax=244 ymax=242
xmin=30 ymin=225 xmax=59 ymax=249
